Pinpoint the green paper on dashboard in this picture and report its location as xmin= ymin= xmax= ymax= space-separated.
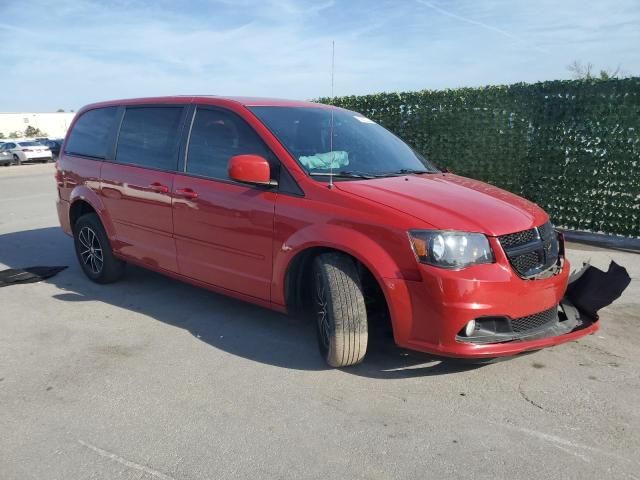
xmin=299 ymin=151 xmax=349 ymax=170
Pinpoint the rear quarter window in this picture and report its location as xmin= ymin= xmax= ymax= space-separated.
xmin=65 ymin=107 xmax=118 ymax=159
xmin=115 ymin=106 xmax=184 ymax=171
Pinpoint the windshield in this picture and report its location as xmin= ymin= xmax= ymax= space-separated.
xmin=19 ymin=142 xmax=39 ymax=147
xmin=249 ymin=106 xmax=438 ymax=177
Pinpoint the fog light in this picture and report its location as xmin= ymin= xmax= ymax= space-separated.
xmin=464 ymin=320 xmax=476 ymax=337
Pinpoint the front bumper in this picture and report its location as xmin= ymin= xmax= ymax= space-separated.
xmin=407 ymin=317 xmax=598 ymax=359
xmin=386 ymin=237 xmax=598 ymax=359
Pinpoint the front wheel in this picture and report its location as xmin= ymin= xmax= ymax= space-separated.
xmin=313 ymin=253 xmax=368 ymax=367
xmin=73 ymin=213 xmax=125 ymax=283
xmin=13 ymin=154 xmax=20 ymax=166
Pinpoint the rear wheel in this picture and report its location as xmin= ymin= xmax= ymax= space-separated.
xmin=13 ymin=154 xmax=20 ymax=166
xmin=73 ymin=213 xmax=125 ymax=283
xmin=313 ymin=252 xmax=368 ymax=367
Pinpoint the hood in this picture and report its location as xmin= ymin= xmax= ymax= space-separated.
xmin=336 ymin=173 xmax=547 ymax=236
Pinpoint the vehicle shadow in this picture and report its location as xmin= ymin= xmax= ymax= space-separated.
xmin=0 ymin=227 xmax=487 ymax=378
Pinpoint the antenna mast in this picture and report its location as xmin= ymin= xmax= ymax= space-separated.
xmin=329 ymin=40 xmax=335 ymax=190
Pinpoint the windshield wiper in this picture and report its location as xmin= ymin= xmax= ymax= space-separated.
xmin=309 ymin=169 xmax=434 ymax=179
xmin=379 ymin=168 xmax=431 ymax=176
xmin=309 ymin=170 xmax=378 ymax=179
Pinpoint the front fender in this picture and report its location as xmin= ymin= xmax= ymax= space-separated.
xmin=273 ymin=224 xmax=417 ymax=343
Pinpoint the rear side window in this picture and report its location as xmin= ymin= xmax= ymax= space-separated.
xmin=186 ymin=107 xmax=272 ymax=180
xmin=115 ymin=107 xmax=183 ymax=170
xmin=65 ymin=107 xmax=118 ymax=159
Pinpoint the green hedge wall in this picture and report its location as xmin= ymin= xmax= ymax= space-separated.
xmin=319 ymin=78 xmax=640 ymax=237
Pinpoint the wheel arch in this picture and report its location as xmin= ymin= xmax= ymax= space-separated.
xmin=68 ymin=186 xmax=115 ymax=238
xmin=276 ymin=226 xmax=412 ymax=341
xmin=69 ymin=199 xmax=97 ymax=228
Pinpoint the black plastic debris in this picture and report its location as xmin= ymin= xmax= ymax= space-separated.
xmin=565 ymin=261 xmax=631 ymax=320
xmin=0 ymin=266 xmax=67 ymax=287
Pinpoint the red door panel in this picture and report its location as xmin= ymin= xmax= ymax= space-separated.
xmin=172 ymin=174 xmax=276 ymax=301
xmin=100 ymin=162 xmax=177 ymax=271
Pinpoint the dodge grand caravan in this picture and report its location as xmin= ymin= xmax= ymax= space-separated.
xmin=55 ymin=96 xmax=598 ymax=367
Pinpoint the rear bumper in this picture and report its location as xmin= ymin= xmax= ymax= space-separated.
xmin=56 ymin=198 xmax=72 ymax=236
xmin=24 ymin=151 xmax=52 ymax=160
xmin=18 ymin=150 xmax=51 ymax=162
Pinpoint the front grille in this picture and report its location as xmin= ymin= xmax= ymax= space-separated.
xmin=537 ymin=222 xmax=553 ymax=239
xmin=511 ymin=251 xmax=542 ymax=272
xmin=499 ymin=229 xmax=537 ymax=249
xmin=511 ymin=306 xmax=558 ymax=333
xmin=499 ymin=221 xmax=560 ymax=278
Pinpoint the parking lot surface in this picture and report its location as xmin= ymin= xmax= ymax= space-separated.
xmin=1 ymin=164 xmax=639 ymax=480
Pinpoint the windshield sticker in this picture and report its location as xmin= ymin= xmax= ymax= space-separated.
xmin=354 ymin=116 xmax=376 ymax=124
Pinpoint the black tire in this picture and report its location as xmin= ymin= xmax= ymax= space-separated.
xmin=73 ymin=213 xmax=125 ymax=283
xmin=13 ymin=154 xmax=20 ymax=166
xmin=313 ymin=252 xmax=368 ymax=367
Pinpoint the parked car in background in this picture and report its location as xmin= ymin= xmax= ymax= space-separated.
xmin=0 ymin=140 xmax=52 ymax=164
xmin=44 ymin=138 xmax=64 ymax=159
xmin=0 ymin=148 xmax=11 ymax=166
xmin=55 ymin=96 xmax=598 ymax=368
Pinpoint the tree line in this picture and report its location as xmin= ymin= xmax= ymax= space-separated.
xmin=0 ymin=126 xmax=48 ymax=139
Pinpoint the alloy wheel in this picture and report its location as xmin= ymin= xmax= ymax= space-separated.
xmin=78 ymin=226 xmax=104 ymax=275
xmin=316 ymin=272 xmax=331 ymax=349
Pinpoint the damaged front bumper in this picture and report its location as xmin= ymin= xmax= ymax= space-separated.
xmin=395 ymin=242 xmax=628 ymax=359
xmin=451 ymin=260 xmax=630 ymax=354
xmin=433 ymin=298 xmax=600 ymax=359
xmin=404 ymin=305 xmax=599 ymax=360
xmin=455 ymin=298 xmax=597 ymax=345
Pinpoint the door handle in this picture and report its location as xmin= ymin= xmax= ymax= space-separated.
xmin=175 ymin=187 xmax=198 ymax=199
xmin=149 ymin=182 xmax=169 ymax=193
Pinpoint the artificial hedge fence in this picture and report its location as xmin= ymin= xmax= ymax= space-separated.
xmin=319 ymin=78 xmax=640 ymax=238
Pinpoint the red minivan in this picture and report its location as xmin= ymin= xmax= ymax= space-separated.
xmin=55 ymin=96 xmax=598 ymax=367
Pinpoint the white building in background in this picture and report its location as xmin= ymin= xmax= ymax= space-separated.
xmin=0 ymin=112 xmax=76 ymax=139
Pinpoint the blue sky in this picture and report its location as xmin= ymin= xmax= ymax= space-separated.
xmin=0 ymin=0 xmax=638 ymax=111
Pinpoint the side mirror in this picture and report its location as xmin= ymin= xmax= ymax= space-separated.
xmin=228 ymin=154 xmax=275 ymax=186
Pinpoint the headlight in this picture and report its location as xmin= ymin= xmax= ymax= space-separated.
xmin=408 ymin=230 xmax=494 ymax=269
